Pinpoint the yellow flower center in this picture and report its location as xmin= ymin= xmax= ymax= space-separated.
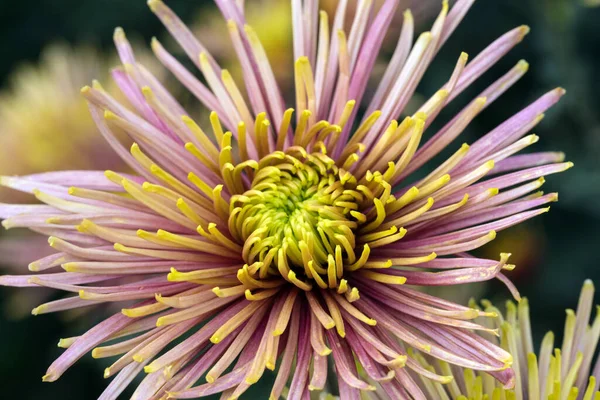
xmin=229 ymin=148 xmax=368 ymax=289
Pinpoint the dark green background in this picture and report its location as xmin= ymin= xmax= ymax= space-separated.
xmin=1 ymin=0 xmax=599 ymax=398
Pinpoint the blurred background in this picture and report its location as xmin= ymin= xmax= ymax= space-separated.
xmin=1 ymin=0 xmax=599 ymax=398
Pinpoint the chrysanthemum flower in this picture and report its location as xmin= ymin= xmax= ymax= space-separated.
xmin=0 ymin=0 xmax=572 ymax=398
xmin=412 ymin=280 xmax=600 ymax=400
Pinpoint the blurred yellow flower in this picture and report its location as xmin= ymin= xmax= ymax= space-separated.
xmin=192 ymin=0 xmax=293 ymax=86
xmin=0 ymin=41 xmax=164 ymax=202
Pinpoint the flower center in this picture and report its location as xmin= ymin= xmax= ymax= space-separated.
xmin=229 ymin=148 xmax=369 ymax=290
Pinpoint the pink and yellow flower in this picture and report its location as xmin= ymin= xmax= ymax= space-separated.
xmin=416 ymin=281 xmax=600 ymax=399
xmin=0 ymin=0 xmax=572 ymax=398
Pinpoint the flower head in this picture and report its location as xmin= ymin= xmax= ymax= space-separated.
xmin=0 ymin=0 xmax=572 ymax=399
xmin=414 ymin=280 xmax=600 ymax=399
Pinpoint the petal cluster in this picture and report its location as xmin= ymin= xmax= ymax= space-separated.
xmin=0 ymin=0 xmax=572 ymax=399
xmin=413 ymin=280 xmax=600 ymax=400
